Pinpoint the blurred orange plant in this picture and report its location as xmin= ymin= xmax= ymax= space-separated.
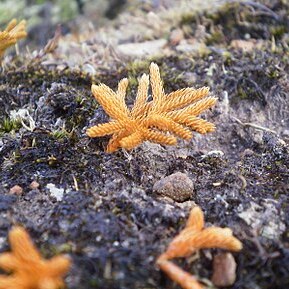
xmin=0 ymin=19 xmax=27 ymax=58
xmin=156 ymin=206 xmax=242 ymax=289
xmin=0 ymin=226 xmax=71 ymax=289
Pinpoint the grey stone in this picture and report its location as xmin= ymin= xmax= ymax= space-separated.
xmin=153 ymin=172 xmax=194 ymax=202
xmin=117 ymin=39 xmax=167 ymax=57
xmin=212 ymin=253 xmax=237 ymax=287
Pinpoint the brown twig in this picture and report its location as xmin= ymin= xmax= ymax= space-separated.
xmin=232 ymin=116 xmax=277 ymax=135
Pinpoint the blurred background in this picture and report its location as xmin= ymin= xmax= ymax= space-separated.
xmin=1 ymin=0 xmax=287 ymax=70
xmin=0 ymin=0 xmax=176 ymax=48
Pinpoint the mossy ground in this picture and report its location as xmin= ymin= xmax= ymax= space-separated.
xmin=0 ymin=1 xmax=289 ymax=289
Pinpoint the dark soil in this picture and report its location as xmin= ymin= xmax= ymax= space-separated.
xmin=0 ymin=1 xmax=289 ymax=289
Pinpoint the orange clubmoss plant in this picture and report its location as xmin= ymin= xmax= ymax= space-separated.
xmin=156 ymin=206 xmax=242 ymax=289
xmin=0 ymin=19 xmax=27 ymax=58
xmin=86 ymin=62 xmax=217 ymax=152
xmin=0 ymin=226 xmax=71 ymax=289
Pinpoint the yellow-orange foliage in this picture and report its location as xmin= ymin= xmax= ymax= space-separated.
xmin=0 ymin=19 xmax=27 ymax=58
xmin=87 ymin=62 xmax=217 ymax=152
xmin=156 ymin=206 xmax=242 ymax=289
xmin=0 ymin=227 xmax=71 ymax=289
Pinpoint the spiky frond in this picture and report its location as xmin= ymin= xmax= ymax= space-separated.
xmin=0 ymin=19 xmax=27 ymax=58
xmin=87 ymin=62 xmax=217 ymax=152
xmin=0 ymin=227 xmax=70 ymax=289
xmin=156 ymin=206 xmax=242 ymax=289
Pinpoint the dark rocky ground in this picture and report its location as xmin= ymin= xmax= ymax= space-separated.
xmin=0 ymin=1 xmax=289 ymax=289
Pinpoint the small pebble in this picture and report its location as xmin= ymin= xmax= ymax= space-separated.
xmin=170 ymin=28 xmax=184 ymax=45
xmin=9 ymin=185 xmax=23 ymax=195
xmin=212 ymin=252 xmax=237 ymax=287
xmin=153 ymin=172 xmax=194 ymax=202
xmin=29 ymin=180 xmax=40 ymax=190
xmin=46 ymin=183 xmax=64 ymax=201
xmin=230 ymin=39 xmax=264 ymax=52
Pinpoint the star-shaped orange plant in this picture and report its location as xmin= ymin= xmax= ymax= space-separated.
xmin=87 ymin=63 xmax=217 ymax=152
xmin=156 ymin=206 xmax=242 ymax=289
xmin=0 ymin=226 xmax=71 ymax=289
xmin=0 ymin=19 xmax=27 ymax=58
